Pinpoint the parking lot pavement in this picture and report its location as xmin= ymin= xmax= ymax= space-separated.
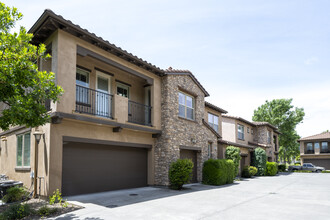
xmin=53 ymin=173 xmax=330 ymax=220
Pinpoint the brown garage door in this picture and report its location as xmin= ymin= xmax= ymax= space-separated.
xmin=304 ymin=159 xmax=330 ymax=170
xmin=62 ymin=142 xmax=148 ymax=196
xmin=180 ymin=149 xmax=198 ymax=183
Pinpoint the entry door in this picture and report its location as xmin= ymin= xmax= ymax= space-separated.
xmin=96 ymin=71 xmax=111 ymax=117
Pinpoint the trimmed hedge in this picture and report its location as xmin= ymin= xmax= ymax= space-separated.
xmin=241 ymin=166 xmax=258 ymax=178
xmin=278 ymin=164 xmax=286 ymax=172
xmin=322 ymin=170 xmax=330 ymax=173
xmin=169 ymin=159 xmax=193 ymax=190
xmin=252 ymin=147 xmax=267 ymax=176
xmin=202 ymin=159 xmax=235 ymax=186
xmin=265 ymin=162 xmax=278 ymax=176
xmin=225 ymin=146 xmax=241 ymax=176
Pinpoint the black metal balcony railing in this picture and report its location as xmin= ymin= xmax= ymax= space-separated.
xmin=305 ymin=150 xmax=315 ymax=154
xmin=321 ymin=149 xmax=330 ymax=153
xmin=75 ymin=85 xmax=113 ymax=118
xmin=128 ymin=100 xmax=152 ymax=126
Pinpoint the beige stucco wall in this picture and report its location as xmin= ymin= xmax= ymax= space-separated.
xmin=222 ymin=117 xmax=236 ymax=142
xmin=0 ymin=125 xmax=50 ymax=196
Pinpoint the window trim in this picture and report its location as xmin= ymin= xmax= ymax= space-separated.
xmin=208 ymin=142 xmax=212 ymax=159
xmin=116 ymin=82 xmax=130 ymax=98
xmin=16 ymin=132 xmax=31 ymax=168
xmin=178 ymin=91 xmax=195 ymax=120
xmin=208 ymin=113 xmax=219 ymax=132
xmin=267 ymin=130 xmax=272 ymax=144
xmin=76 ymin=67 xmax=90 ymax=88
xmin=238 ymin=124 xmax=244 ymax=140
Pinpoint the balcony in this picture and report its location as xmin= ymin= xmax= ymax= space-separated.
xmin=128 ymin=100 xmax=152 ymax=126
xmin=75 ymin=85 xmax=152 ymax=126
xmin=305 ymin=150 xmax=315 ymax=154
xmin=75 ymin=85 xmax=113 ymax=118
xmin=321 ymin=149 xmax=330 ymax=154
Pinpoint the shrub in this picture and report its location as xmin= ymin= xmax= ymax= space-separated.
xmin=169 ymin=159 xmax=193 ymax=190
xmin=278 ymin=164 xmax=287 ymax=172
xmin=265 ymin=162 xmax=278 ymax=176
xmin=49 ymin=189 xmax=68 ymax=208
xmin=251 ymin=147 xmax=267 ymax=176
xmin=0 ymin=203 xmax=33 ymax=220
xmin=241 ymin=166 xmax=258 ymax=178
xmin=225 ymin=146 xmax=241 ymax=176
xmin=322 ymin=170 xmax=330 ymax=173
xmin=37 ymin=205 xmax=58 ymax=217
xmin=202 ymin=159 xmax=235 ymax=186
xmin=2 ymin=186 xmax=29 ymax=203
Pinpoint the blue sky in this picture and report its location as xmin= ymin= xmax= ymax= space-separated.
xmin=3 ymin=0 xmax=330 ymax=137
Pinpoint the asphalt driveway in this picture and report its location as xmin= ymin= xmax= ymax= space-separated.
xmin=53 ymin=173 xmax=330 ymax=220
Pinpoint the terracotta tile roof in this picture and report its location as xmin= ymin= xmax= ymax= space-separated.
xmin=222 ymin=115 xmax=256 ymax=127
xmin=298 ymin=132 xmax=330 ymax=141
xmin=29 ymin=9 xmax=164 ymax=76
xmin=165 ymin=67 xmax=209 ymax=97
xmin=202 ymin=119 xmax=221 ymax=138
xmin=205 ymin=101 xmax=228 ymax=114
xmin=218 ymin=139 xmax=255 ymax=149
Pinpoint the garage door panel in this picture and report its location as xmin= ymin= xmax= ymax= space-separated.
xmin=304 ymin=159 xmax=330 ymax=170
xmin=62 ymin=142 xmax=147 ymax=196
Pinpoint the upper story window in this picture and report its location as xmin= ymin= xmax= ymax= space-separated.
xmin=76 ymin=68 xmax=90 ymax=87
xmin=238 ymin=124 xmax=244 ymax=140
xmin=76 ymin=68 xmax=90 ymax=105
xmin=306 ymin=143 xmax=313 ymax=153
xmin=321 ymin=142 xmax=328 ymax=152
xmin=267 ymin=130 xmax=271 ymax=144
xmin=178 ymin=92 xmax=194 ymax=120
xmin=314 ymin=142 xmax=320 ymax=149
xmin=208 ymin=113 xmax=219 ymax=132
xmin=251 ymin=128 xmax=254 ymax=135
xmin=117 ymin=82 xmax=130 ymax=98
xmin=247 ymin=127 xmax=250 ymax=133
xmin=16 ymin=133 xmax=31 ymax=168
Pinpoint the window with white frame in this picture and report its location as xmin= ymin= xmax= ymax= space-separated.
xmin=238 ymin=124 xmax=244 ymax=140
xmin=116 ymin=82 xmax=129 ymax=98
xmin=178 ymin=92 xmax=194 ymax=120
xmin=16 ymin=133 xmax=31 ymax=167
xmin=208 ymin=113 xmax=219 ymax=132
xmin=76 ymin=68 xmax=90 ymax=104
xmin=321 ymin=142 xmax=328 ymax=152
xmin=267 ymin=130 xmax=271 ymax=144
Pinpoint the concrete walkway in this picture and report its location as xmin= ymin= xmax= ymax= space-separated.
xmin=52 ymin=173 xmax=330 ymax=220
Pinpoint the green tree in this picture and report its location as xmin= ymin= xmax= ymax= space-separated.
xmin=225 ymin=146 xmax=241 ymax=176
xmin=252 ymin=99 xmax=304 ymax=163
xmin=0 ymin=2 xmax=63 ymax=130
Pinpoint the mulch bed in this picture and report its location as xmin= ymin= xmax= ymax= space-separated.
xmin=0 ymin=198 xmax=83 ymax=219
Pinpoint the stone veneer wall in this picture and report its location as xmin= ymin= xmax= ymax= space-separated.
xmin=255 ymin=126 xmax=276 ymax=161
xmin=154 ymin=74 xmax=218 ymax=185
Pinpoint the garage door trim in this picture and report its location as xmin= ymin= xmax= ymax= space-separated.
xmin=63 ymin=136 xmax=152 ymax=149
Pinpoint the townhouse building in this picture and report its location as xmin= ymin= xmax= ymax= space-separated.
xmin=220 ymin=115 xmax=280 ymax=173
xmin=298 ymin=132 xmax=330 ymax=169
xmin=0 ymin=9 xmax=280 ymax=197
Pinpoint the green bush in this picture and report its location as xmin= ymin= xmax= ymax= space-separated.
xmin=322 ymin=170 xmax=330 ymax=173
xmin=278 ymin=164 xmax=287 ymax=172
xmin=241 ymin=166 xmax=258 ymax=178
xmin=265 ymin=162 xmax=278 ymax=176
xmin=37 ymin=205 xmax=58 ymax=217
xmin=2 ymin=186 xmax=29 ymax=203
xmin=0 ymin=203 xmax=33 ymax=220
xmin=49 ymin=189 xmax=68 ymax=208
xmin=169 ymin=159 xmax=193 ymax=190
xmin=225 ymin=146 xmax=241 ymax=176
xmin=251 ymin=147 xmax=267 ymax=176
xmin=202 ymin=159 xmax=235 ymax=186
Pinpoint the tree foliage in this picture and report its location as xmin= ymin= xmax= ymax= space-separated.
xmin=252 ymin=99 xmax=304 ymax=162
xmin=0 ymin=2 xmax=63 ymax=130
xmin=251 ymin=147 xmax=267 ymax=176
